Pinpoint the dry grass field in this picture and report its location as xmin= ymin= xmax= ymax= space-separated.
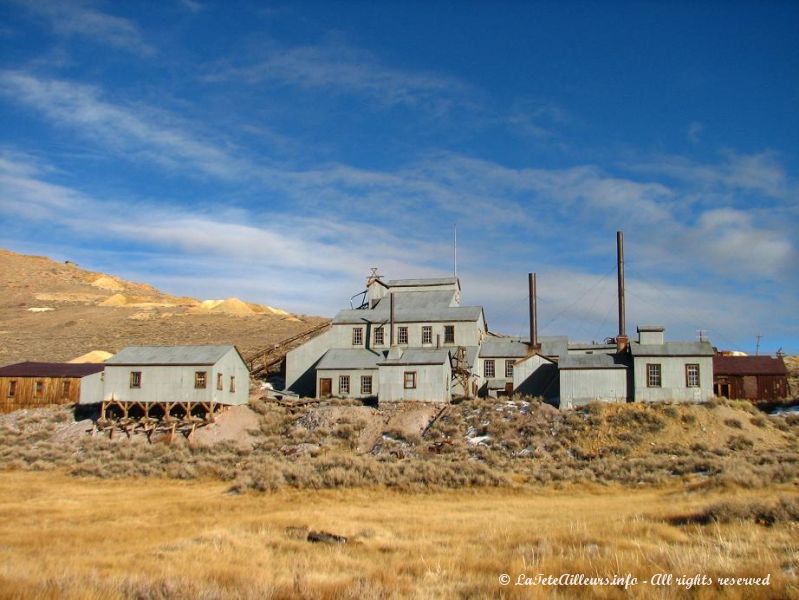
xmin=0 ymin=471 xmax=796 ymax=599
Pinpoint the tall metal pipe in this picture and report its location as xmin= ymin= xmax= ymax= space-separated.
xmin=389 ymin=292 xmax=395 ymax=346
xmin=617 ymin=230 xmax=626 ymax=339
xmin=528 ymin=272 xmax=538 ymax=348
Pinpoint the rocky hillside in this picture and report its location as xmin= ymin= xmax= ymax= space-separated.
xmin=0 ymin=249 xmax=328 ymax=365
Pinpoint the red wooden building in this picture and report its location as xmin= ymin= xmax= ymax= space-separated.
xmin=713 ymin=355 xmax=789 ymax=402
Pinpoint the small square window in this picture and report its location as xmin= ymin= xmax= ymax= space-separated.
xmin=484 ymin=359 xmax=495 ymax=378
xmin=444 ymin=325 xmax=455 ymax=344
xmin=361 ymin=375 xmax=372 ymax=395
xmin=374 ymin=326 xmax=384 ymax=345
xmin=195 ymin=371 xmax=207 ymax=389
xmin=352 ymin=327 xmax=364 ymax=346
xmin=422 ymin=326 xmax=432 ymax=345
xmin=403 ymin=371 xmax=416 ymax=389
xmin=686 ymin=364 xmax=700 ymax=388
xmin=505 ymin=360 xmax=514 ymax=378
xmin=217 ymin=373 xmax=224 ymax=390
xmin=339 ymin=375 xmax=350 ymax=394
xmin=398 ymin=326 xmax=408 ymax=345
xmin=130 ymin=371 xmax=142 ymax=389
xmin=647 ymin=364 xmax=662 ymax=388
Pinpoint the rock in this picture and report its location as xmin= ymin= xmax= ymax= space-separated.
xmin=307 ymin=530 xmax=347 ymax=544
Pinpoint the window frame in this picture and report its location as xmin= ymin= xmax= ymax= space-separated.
xmin=352 ymin=327 xmax=364 ymax=346
xmin=403 ymin=371 xmax=416 ymax=389
xmin=195 ymin=371 xmax=208 ymax=389
xmin=229 ymin=375 xmax=236 ymax=393
xmin=398 ymin=326 xmax=409 ymax=345
xmin=484 ymin=359 xmax=495 ymax=378
xmin=8 ymin=380 xmax=16 ymax=398
xmin=685 ymin=363 xmax=700 ymax=388
xmin=361 ymin=375 xmax=373 ymax=395
xmin=62 ymin=380 xmax=71 ymax=396
xmin=374 ymin=326 xmax=384 ymax=346
xmin=339 ymin=375 xmax=350 ymax=395
xmin=35 ymin=380 xmax=44 ymax=397
xmin=422 ymin=325 xmax=433 ymax=345
xmin=217 ymin=373 xmax=224 ymax=390
xmin=505 ymin=360 xmax=514 ymax=378
xmin=646 ymin=363 xmax=662 ymax=388
xmin=130 ymin=371 xmax=142 ymax=389
xmin=444 ymin=325 xmax=455 ymax=344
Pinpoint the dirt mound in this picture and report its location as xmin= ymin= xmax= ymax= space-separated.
xmin=190 ymin=298 xmax=256 ymax=317
xmin=90 ymin=275 xmax=124 ymax=291
xmin=190 ymin=405 xmax=261 ymax=448
xmin=100 ymin=293 xmax=129 ymax=306
xmin=68 ymin=350 xmax=113 ymax=363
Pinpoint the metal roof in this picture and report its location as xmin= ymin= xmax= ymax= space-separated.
xmin=485 ymin=378 xmax=510 ymax=389
xmin=386 ymin=277 xmax=459 ymax=288
xmin=714 ymin=355 xmax=788 ymax=376
xmin=479 ymin=338 xmax=529 ymax=358
xmin=0 ymin=362 xmax=105 ymax=378
xmin=629 ymin=341 xmax=714 ymax=357
xmin=317 ymin=348 xmax=385 ymax=370
xmin=637 ymin=325 xmax=665 ymax=332
xmin=374 ymin=290 xmax=456 ymax=310
xmin=332 ymin=298 xmax=483 ymax=325
xmin=105 ymin=345 xmax=239 ymax=366
xmin=539 ymin=336 xmax=569 ymax=357
xmin=379 ymin=348 xmax=451 ymax=366
xmin=559 ymin=354 xmax=629 ymax=370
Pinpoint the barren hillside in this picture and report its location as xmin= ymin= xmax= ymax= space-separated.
xmin=0 ymin=249 xmax=328 ymax=365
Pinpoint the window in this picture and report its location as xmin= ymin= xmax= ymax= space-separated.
xmin=8 ymin=381 xmax=16 ymax=398
xmin=352 ymin=327 xmax=364 ymax=346
xmin=230 ymin=376 xmax=236 ymax=393
xmin=404 ymin=371 xmax=416 ymax=389
xmin=62 ymin=380 xmax=71 ymax=396
xmin=374 ymin=326 xmax=384 ymax=345
xmin=505 ymin=360 xmax=514 ymax=378
xmin=646 ymin=364 xmax=662 ymax=388
xmin=422 ymin=325 xmax=433 ymax=345
xmin=130 ymin=371 xmax=141 ymax=389
xmin=398 ymin=326 xmax=408 ymax=345
xmin=35 ymin=381 xmax=44 ymax=397
xmin=484 ymin=359 xmax=495 ymax=378
xmin=195 ymin=371 xmax=207 ymax=389
xmin=686 ymin=364 xmax=700 ymax=388
xmin=339 ymin=375 xmax=350 ymax=394
xmin=217 ymin=373 xmax=224 ymax=390
xmin=444 ymin=325 xmax=455 ymax=344
xmin=361 ymin=375 xmax=372 ymax=395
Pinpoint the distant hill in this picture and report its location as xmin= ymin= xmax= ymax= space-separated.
xmin=0 ymin=249 xmax=328 ymax=365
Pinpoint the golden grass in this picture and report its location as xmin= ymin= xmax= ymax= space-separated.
xmin=0 ymin=472 xmax=796 ymax=599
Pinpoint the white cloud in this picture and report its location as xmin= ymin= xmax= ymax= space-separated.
xmin=687 ymin=121 xmax=703 ymax=143
xmin=14 ymin=0 xmax=154 ymax=56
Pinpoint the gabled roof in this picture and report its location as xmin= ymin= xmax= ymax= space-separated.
xmin=378 ymin=348 xmax=451 ymax=366
xmin=105 ymin=345 xmax=241 ymax=366
xmin=0 ymin=362 xmax=105 ymax=378
xmin=629 ymin=341 xmax=714 ymax=357
xmin=559 ymin=354 xmax=628 ymax=370
xmin=317 ymin=348 xmax=385 ymax=370
xmin=386 ymin=277 xmax=459 ymax=288
xmin=714 ymin=355 xmax=788 ymax=376
xmin=332 ymin=292 xmax=483 ymax=324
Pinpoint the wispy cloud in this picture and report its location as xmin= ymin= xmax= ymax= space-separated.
xmin=13 ymin=0 xmax=154 ymax=56
xmin=687 ymin=121 xmax=703 ymax=143
xmin=0 ymin=71 xmax=247 ymax=179
xmin=206 ymin=39 xmax=477 ymax=114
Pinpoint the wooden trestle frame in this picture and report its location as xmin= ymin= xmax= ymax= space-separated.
xmin=96 ymin=399 xmax=224 ymax=442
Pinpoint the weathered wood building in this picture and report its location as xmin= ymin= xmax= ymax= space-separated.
xmin=0 ymin=362 xmax=104 ymax=413
xmin=713 ymin=355 xmax=789 ymax=402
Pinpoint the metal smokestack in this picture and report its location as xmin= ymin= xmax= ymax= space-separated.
xmin=616 ymin=231 xmax=628 ymax=352
xmin=528 ymin=273 xmax=538 ymax=349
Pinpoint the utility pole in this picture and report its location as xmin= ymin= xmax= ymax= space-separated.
xmin=755 ymin=335 xmax=762 ymax=356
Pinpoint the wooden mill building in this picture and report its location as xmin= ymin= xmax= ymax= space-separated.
xmin=713 ymin=355 xmax=789 ymax=402
xmin=0 ymin=362 xmax=104 ymax=413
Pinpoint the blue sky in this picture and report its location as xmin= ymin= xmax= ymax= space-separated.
xmin=0 ymin=1 xmax=797 ymax=354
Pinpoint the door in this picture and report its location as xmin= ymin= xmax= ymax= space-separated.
xmin=504 ymin=382 xmax=514 ymax=396
xmin=319 ymin=378 xmax=332 ymax=398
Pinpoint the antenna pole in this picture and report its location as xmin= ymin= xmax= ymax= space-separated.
xmin=755 ymin=334 xmax=762 ymax=356
xmin=453 ymin=223 xmax=457 ymax=278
